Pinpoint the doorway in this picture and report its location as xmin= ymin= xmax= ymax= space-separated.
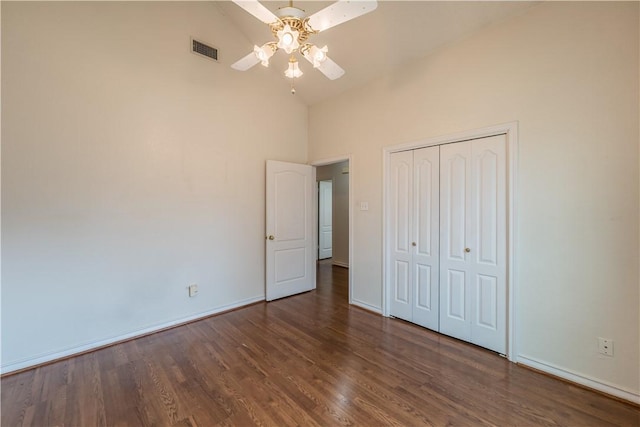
xmin=313 ymin=157 xmax=352 ymax=302
xmin=264 ymin=157 xmax=351 ymax=303
xmin=315 ymin=160 xmax=349 ymax=268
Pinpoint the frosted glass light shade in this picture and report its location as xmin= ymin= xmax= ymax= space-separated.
xmin=253 ymin=43 xmax=275 ymax=67
xmin=277 ymin=24 xmax=300 ymax=54
xmin=285 ymin=59 xmax=303 ymax=78
xmin=309 ymin=45 xmax=328 ymax=68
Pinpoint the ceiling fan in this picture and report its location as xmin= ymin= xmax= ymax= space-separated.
xmin=230 ymin=0 xmax=378 ymax=93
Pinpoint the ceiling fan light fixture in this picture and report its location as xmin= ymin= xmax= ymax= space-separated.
xmin=284 ymin=57 xmax=303 ymax=79
xmin=253 ymin=43 xmax=275 ymax=67
xmin=277 ymin=24 xmax=300 ymax=54
xmin=230 ymin=0 xmax=379 ymax=91
xmin=310 ymin=45 xmax=328 ymax=68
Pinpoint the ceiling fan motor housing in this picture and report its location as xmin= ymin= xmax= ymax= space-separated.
xmin=270 ymin=17 xmax=315 ymax=46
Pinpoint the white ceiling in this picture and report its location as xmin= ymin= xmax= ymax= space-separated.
xmin=216 ymin=1 xmax=537 ymax=105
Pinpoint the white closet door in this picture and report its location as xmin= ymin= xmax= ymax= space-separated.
xmin=412 ymin=146 xmax=440 ymax=330
xmin=470 ymin=135 xmax=507 ymax=354
xmin=439 ymin=141 xmax=473 ymax=342
xmin=440 ymin=135 xmax=507 ymax=354
xmin=389 ymin=150 xmax=413 ymax=322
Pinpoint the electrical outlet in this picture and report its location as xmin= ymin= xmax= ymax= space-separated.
xmin=598 ymin=337 xmax=613 ymax=356
xmin=188 ymin=284 xmax=198 ymax=297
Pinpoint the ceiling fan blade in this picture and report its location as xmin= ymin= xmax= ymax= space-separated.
xmin=231 ymin=51 xmax=260 ymax=71
xmin=307 ymin=0 xmax=377 ymax=33
xmin=232 ymin=0 xmax=279 ymax=24
xmin=316 ymin=57 xmax=345 ymax=80
xmin=302 ymin=50 xmax=345 ymax=80
xmin=318 ymin=58 xmax=344 ymax=80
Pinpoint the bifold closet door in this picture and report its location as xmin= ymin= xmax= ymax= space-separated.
xmin=412 ymin=147 xmax=440 ymax=329
xmin=389 ymin=150 xmax=413 ymax=322
xmin=388 ymin=147 xmax=439 ymax=330
xmin=439 ymin=135 xmax=507 ymax=354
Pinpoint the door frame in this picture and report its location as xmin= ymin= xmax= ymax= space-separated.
xmin=311 ymin=155 xmax=353 ymax=305
xmin=382 ymin=122 xmax=519 ymax=361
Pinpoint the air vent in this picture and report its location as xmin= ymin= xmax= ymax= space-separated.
xmin=191 ymin=38 xmax=218 ymax=62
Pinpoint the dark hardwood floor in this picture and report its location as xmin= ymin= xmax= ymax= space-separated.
xmin=2 ymin=260 xmax=639 ymax=426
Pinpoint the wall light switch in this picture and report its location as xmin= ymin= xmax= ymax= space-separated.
xmin=360 ymin=202 xmax=369 ymax=211
xmin=188 ymin=284 xmax=198 ymax=297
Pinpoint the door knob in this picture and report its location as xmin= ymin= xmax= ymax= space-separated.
xmin=465 ymin=247 xmax=471 ymax=253
xmin=412 ymin=242 xmax=417 ymax=247
xmin=267 ymin=235 xmax=275 ymax=240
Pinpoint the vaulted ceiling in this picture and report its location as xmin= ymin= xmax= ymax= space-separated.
xmin=216 ymin=1 xmax=537 ymax=105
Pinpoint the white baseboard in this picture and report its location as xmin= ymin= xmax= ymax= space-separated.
xmin=332 ymin=260 xmax=349 ymax=268
xmin=350 ymin=299 xmax=382 ymax=314
xmin=1 ymin=296 xmax=265 ymax=375
xmin=517 ymin=355 xmax=640 ymax=404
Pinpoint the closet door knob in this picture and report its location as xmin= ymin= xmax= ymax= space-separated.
xmin=465 ymin=247 xmax=471 ymax=253
xmin=412 ymin=242 xmax=417 ymax=247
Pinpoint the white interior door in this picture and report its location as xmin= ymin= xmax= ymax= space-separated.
xmin=439 ymin=135 xmax=506 ymax=354
xmin=412 ymin=146 xmax=440 ymax=330
xmin=389 ymin=150 xmax=413 ymax=322
xmin=318 ymin=180 xmax=333 ymax=260
xmin=266 ymin=160 xmax=316 ymax=301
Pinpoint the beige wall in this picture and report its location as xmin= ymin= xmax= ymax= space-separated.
xmin=316 ymin=161 xmax=349 ymax=267
xmin=1 ymin=2 xmax=307 ymax=371
xmin=309 ymin=2 xmax=639 ymax=400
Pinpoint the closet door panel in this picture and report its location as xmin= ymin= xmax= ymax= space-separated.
xmin=446 ymin=269 xmax=466 ymax=320
xmin=388 ymin=151 xmax=413 ymax=321
xmin=415 ymin=264 xmax=433 ymax=309
xmin=395 ymin=261 xmax=410 ymax=303
xmin=447 ymin=155 xmax=468 ymax=261
xmin=439 ymin=142 xmax=472 ymax=342
xmin=470 ymin=135 xmax=507 ymax=354
xmin=476 ymin=274 xmax=497 ymax=329
xmin=412 ymin=146 xmax=439 ymax=330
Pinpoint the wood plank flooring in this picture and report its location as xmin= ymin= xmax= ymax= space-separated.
xmin=2 ymin=260 xmax=639 ymax=426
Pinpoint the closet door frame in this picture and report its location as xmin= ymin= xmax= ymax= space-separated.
xmin=382 ymin=122 xmax=518 ymax=361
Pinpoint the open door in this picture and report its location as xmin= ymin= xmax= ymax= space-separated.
xmin=266 ymin=160 xmax=316 ymax=301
